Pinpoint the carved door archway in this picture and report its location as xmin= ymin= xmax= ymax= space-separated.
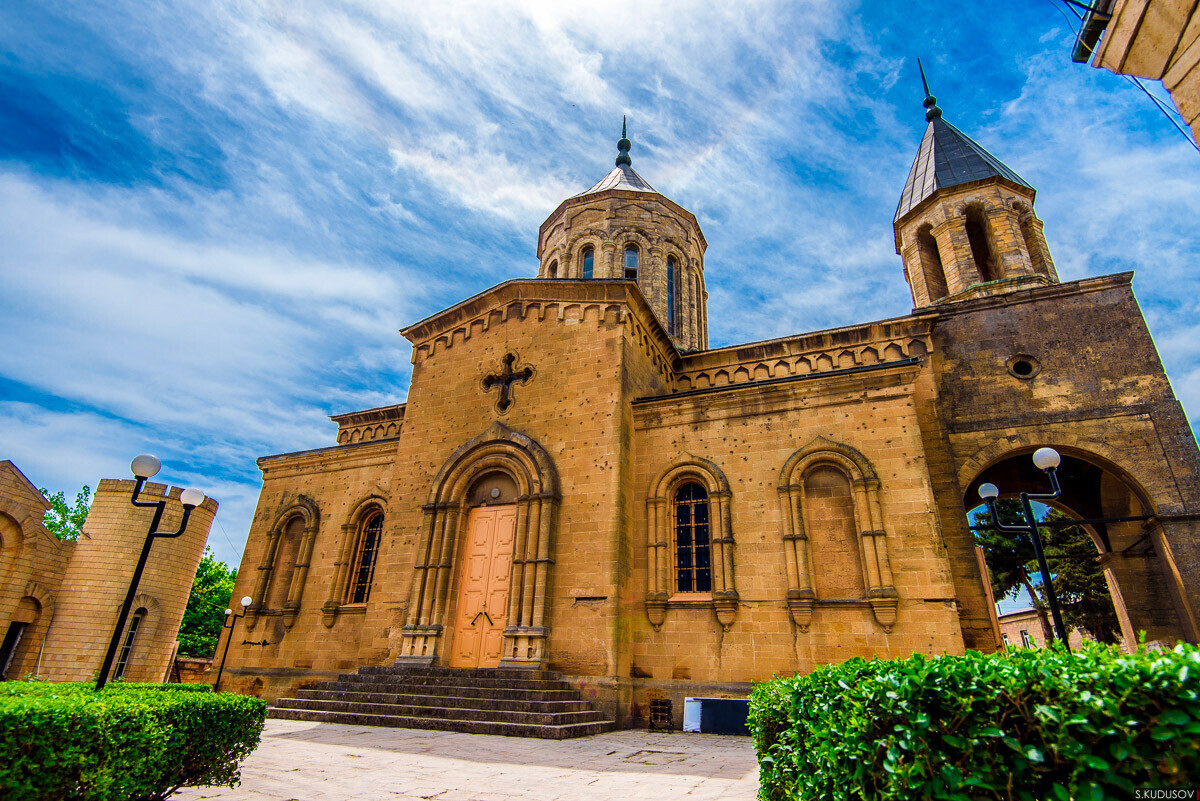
xmin=397 ymin=422 xmax=560 ymax=669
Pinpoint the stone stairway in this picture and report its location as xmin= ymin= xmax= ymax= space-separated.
xmin=269 ymin=665 xmax=616 ymax=739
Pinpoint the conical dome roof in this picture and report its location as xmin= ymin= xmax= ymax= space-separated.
xmin=574 ymin=116 xmax=658 ymax=197
xmin=895 ymin=72 xmax=1032 ymax=223
xmin=575 ymin=163 xmax=657 ymax=196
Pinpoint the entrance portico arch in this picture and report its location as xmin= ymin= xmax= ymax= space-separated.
xmin=963 ymin=440 xmax=1199 ymax=646
xmin=397 ymin=422 xmax=561 ymax=669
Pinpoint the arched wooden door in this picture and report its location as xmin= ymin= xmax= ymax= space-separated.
xmin=449 ymin=505 xmax=516 ymax=668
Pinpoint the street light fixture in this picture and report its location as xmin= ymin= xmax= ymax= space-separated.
xmin=95 ymin=454 xmax=206 ymax=690
xmin=978 ymin=447 xmax=1072 ymax=651
xmin=213 ymin=595 xmax=253 ymax=692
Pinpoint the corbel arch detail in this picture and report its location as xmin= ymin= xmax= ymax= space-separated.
xmin=778 ymin=437 xmax=898 ymax=632
xmin=246 ymin=496 xmax=320 ymax=630
xmin=645 ymin=456 xmax=738 ymax=631
xmin=21 ymin=580 xmax=55 ymax=618
xmin=322 ymin=492 xmax=389 ymax=627
xmin=397 ymin=422 xmax=560 ymax=668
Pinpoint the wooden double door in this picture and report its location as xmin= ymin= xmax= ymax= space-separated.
xmin=449 ymin=505 xmax=516 ymax=668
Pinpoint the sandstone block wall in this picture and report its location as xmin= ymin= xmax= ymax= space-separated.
xmin=40 ymin=479 xmax=216 ymax=683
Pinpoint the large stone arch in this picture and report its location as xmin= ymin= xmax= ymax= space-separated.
xmin=644 ymin=456 xmax=738 ymax=631
xmin=961 ymin=438 xmax=1199 ymax=645
xmin=778 ymin=437 xmax=898 ymax=632
xmin=398 ymin=422 xmax=560 ymax=668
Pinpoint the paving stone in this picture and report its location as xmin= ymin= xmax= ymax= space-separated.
xmin=174 ymin=719 xmax=759 ymax=801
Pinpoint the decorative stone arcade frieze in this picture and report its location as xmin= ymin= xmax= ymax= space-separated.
xmin=644 ymin=456 xmax=739 ymax=632
xmin=777 ymin=437 xmax=899 ymax=632
xmin=397 ymin=422 xmax=561 ymax=669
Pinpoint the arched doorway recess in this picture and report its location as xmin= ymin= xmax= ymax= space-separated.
xmin=397 ymin=422 xmax=560 ymax=669
xmin=964 ymin=446 xmax=1194 ymax=647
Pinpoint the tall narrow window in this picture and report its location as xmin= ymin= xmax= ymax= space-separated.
xmin=624 ymin=245 xmax=639 ymax=281
xmin=547 ymin=260 xmax=558 ymax=278
xmin=916 ymin=225 xmax=948 ymax=301
xmin=347 ymin=511 xmax=383 ymax=604
xmin=667 ymin=256 xmax=677 ymax=334
xmin=674 ymin=482 xmax=711 ymax=593
xmin=113 ymin=608 xmax=146 ymax=680
xmin=581 ymin=246 xmax=594 ymax=279
xmin=965 ymin=208 xmax=999 ymax=282
xmin=1019 ymin=215 xmax=1048 ymax=276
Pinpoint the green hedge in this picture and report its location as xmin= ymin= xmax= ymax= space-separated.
xmin=749 ymin=643 xmax=1200 ymax=801
xmin=0 ymin=682 xmax=266 ymax=801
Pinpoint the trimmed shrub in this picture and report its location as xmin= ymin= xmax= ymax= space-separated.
xmin=749 ymin=643 xmax=1200 ymax=801
xmin=0 ymin=682 xmax=266 ymax=801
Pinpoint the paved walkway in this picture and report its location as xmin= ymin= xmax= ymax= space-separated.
xmin=176 ymin=719 xmax=760 ymax=801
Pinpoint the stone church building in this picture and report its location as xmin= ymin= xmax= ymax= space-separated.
xmin=222 ymin=95 xmax=1200 ymax=731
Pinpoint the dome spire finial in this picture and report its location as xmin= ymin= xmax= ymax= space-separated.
xmin=616 ymin=115 xmax=632 ymax=167
xmin=918 ymin=58 xmax=942 ymax=122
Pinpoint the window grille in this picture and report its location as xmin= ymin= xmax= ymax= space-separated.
xmin=667 ymin=257 xmax=677 ymax=333
xmin=674 ymin=482 xmax=711 ymax=592
xmin=347 ymin=512 xmax=383 ymax=604
xmin=113 ymin=608 xmax=146 ymax=680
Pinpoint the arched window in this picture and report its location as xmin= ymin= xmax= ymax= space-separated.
xmin=581 ymin=246 xmax=594 ymax=279
xmin=965 ymin=207 xmax=999 ymax=282
xmin=347 ymin=511 xmax=383 ymax=604
xmin=1019 ymin=214 xmax=1049 ymax=277
xmin=547 ymin=260 xmax=558 ymax=278
xmin=916 ymin=225 xmax=948 ymax=301
xmin=624 ymin=245 xmax=639 ymax=281
xmin=667 ymin=256 xmax=678 ymax=334
xmin=113 ymin=607 xmax=146 ymax=680
xmin=674 ymin=482 xmax=711 ymax=592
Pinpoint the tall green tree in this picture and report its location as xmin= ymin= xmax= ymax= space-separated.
xmin=1039 ymin=509 xmax=1121 ymax=643
xmin=973 ymin=501 xmax=1121 ymax=645
xmin=177 ymin=548 xmax=237 ymax=659
xmin=972 ymin=500 xmax=1052 ymax=641
xmin=39 ymin=485 xmax=91 ymax=541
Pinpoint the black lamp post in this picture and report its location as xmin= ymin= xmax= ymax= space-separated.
xmin=95 ymin=454 xmax=206 ymax=691
xmin=213 ymin=595 xmax=253 ymax=692
xmin=978 ymin=447 xmax=1072 ymax=651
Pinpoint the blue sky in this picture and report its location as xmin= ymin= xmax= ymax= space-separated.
xmin=3 ymin=1 xmax=1198 ymax=569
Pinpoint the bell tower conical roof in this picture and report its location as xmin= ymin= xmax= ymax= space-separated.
xmin=893 ymin=62 xmax=1058 ymax=309
xmin=895 ymin=62 xmax=1032 ymax=223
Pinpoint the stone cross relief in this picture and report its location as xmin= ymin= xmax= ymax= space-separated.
xmin=482 ymin=353 xmax=534 ymax=413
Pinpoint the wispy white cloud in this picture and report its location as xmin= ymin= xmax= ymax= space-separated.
xmin=2 ymin=0 xmax=1198 ymax=571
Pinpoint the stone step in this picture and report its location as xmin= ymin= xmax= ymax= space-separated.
xmin=359 ymin=665 xmax=560 ymax=681
xmin=295 ymin=688 xmax=591 ymax=714
xmin=268 ymin=706 xmax=616 ymax=740
xmin=311 ymin=680 xmax=580 ymax=702
xmin=274 ymin=697 xmax=608 ymax=726
xmin=332 ymin=672 xmax=572 ymax=691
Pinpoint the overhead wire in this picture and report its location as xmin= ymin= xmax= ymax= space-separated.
xmin=1047 ymin=0 xmax=1200 ymax=153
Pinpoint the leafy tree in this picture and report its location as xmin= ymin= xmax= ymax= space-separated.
xmin=1039 ymin=509 xmax=1121 ymax=643
xmin=971 ymin=500 xmax=1053 ymax=641
xmin=39 ymin=485 xmax=91 ymax=541
xmin=973 ymin=501 xmax=1121 ymax=645
xmin=176 ymin=548 xmax=237 ymax=659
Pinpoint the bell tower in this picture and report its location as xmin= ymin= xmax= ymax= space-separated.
xmin=537 ymin=119 xmax=709 ymax=350
xmin=894 ymin=64 xmax=1058 ymax=309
